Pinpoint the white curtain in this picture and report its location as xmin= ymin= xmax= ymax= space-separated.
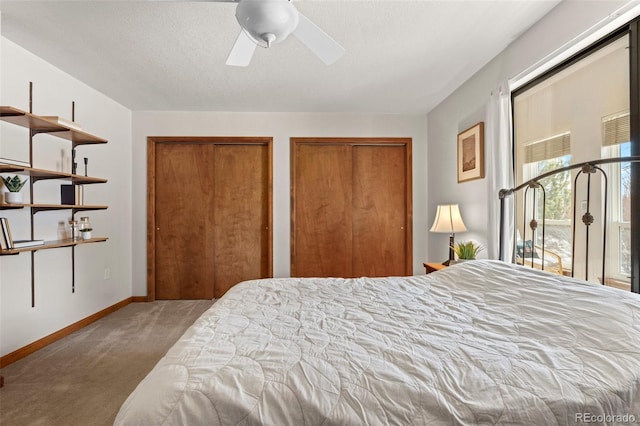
xmin=485 ymin=81 xmax=515 ymax=260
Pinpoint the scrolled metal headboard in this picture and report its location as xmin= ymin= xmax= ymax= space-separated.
xmin=499 ymin=156 xmax=640 ymax=284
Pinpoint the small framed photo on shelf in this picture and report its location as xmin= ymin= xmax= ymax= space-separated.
xmin=457 ymin=122 xmax=484 ymax=183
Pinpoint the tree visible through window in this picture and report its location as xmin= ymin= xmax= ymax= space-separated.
xmin=619 ymin=142 xmax=631 ymax=276
xmin=524 ymin=155 xmax=572 ymax=266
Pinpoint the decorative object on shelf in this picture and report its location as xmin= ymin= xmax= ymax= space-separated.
xmin=84 ymin=157 xmax=88 ymax=176
xmin=430 ymin=204 xmax=468 ymax=266
xmin=72 ymin=149 xmax=77 ymax=175
xmin=1 ymin=175 xmax=28 ymax=204
xmin=457 ymin=122 xmax=485 ymax=183
xmin=69 ymin=219 xmax=79 ymax=240
xmin=79 ymin=217 xmax=92 ymax=239
xmin=61 ymin=184 xmax=76 ymax=205
xmin=80 ymin=228 xmax=93 ymax=240
xmin=76 ymin=185 xmax=84 ymax=205
xmin=41 ymin=116 xmax=82 ymax=132
xmin=60 ymin=184 xmax=84 ymax=205
xmin=450 ymin=240 xmax=483 ymax=263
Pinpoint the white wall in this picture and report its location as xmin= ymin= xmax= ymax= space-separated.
xmin=426 ymin=0 xmax=633 ymax=261
xmin=132 ymin=112 xmax=428 ymax=296
xmin=0 ymin=38 xmax=133 ymax=356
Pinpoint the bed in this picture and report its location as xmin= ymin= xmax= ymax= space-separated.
xmin=115 ymin=259 xmax=640 ymax=425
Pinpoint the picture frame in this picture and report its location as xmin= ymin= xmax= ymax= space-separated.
xmin=457 ymin=122 xmax=485 ymax=183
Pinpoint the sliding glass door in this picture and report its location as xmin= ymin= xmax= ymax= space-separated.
xmin=513 ymin=32 xmax=635 ymax=290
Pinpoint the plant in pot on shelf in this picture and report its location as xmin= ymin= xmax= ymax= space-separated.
xmin=451 ymin=241 xmax=483 ymax=263
xmin=80 ymin=228 xmax=93 ymax=240
xmin=1 ymin=175 xmax=28 ymax=204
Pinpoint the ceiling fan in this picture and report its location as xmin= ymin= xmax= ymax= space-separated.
xmin=217 ymin=0 xmax=346 ymax=67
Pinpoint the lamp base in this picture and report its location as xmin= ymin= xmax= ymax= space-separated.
xmin=441 ymin=234 xmax=456 ymax=266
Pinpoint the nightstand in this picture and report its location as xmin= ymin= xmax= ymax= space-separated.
xmin=423 ymin=262 xmax=447 ymax=274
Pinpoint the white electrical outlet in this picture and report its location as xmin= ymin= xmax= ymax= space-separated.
xmin=104 ymin=268 xmax=111 ymax=280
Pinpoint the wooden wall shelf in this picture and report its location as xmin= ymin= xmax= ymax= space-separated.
xmin=0 ymin=237 xmax=108 ymax=256
xmin=0 ymin=99 xmax=109 ymax=308
xmin=0 ymin=106 xmax=107 ymax=146
xmin=0 ymin=165 xmax=107 ymax=184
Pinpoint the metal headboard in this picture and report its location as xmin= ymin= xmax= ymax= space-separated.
xmin=499 ymin=156 xmax=640 ymax=283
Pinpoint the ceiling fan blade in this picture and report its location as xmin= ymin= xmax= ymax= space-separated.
xmin=226 ymin=30 xmax=257 ymax=67
xmin=293 ymin=13 xmax=345 ymax=65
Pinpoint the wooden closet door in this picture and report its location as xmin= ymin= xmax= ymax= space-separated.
xmin=149 ymin=137 xmax=272 ymax=301
xmin=291 ymin=138 xmax=412 ymax=278
xmin=352 ymin=145 xmax=407 ymax=276
xmin=155 ymin=142 xmax=216 ymax=299
xmin=292 ymin=144 xmax=353 ymax=277
xmin=213 ymin=144 xmax=270 ymax=298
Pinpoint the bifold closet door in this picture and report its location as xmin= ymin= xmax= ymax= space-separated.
xmin=150 ymin=138 xmax=272 ymax=300
xmin=292 ymin=139 xmax=412 ymax=278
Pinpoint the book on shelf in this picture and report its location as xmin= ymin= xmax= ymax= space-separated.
xmin=12 ymin=239 xmax=45 ymax=248
xmin=41 ymin=116 xmax=82 ymax=132
xmin=0 ymin=217 xmax=11 ymax=249
xmin=0 ymin=217 xmax=44 ymax=249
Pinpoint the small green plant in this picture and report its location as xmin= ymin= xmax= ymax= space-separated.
xmin=451 ymin=241 xmax=483 ymax=260
xmin=1 ymin=175 xmax=28 ymax=192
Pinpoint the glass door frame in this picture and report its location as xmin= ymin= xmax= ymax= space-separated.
xmin=511 ymin=18 xmax=639 ymax=293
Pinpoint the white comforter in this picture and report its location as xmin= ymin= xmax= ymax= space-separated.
xmin=115 ymin=260 xmax=640 ymax=425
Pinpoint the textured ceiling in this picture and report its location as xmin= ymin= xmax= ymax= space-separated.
xmin=0 ymin=0 xmax=561 ymax=113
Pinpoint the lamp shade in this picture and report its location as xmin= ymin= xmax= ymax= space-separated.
xmin=430 ymin=204 xmax=468 ymax=234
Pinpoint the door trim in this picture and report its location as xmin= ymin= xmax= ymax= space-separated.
xmin=147 ymin=136 xmax=273 ymax=301
xmin=290 ymin=137 xmax=413 ymax=276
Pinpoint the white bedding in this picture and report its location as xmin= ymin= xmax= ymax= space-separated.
xmin=115 ymin=260 xmax=640 ymax=425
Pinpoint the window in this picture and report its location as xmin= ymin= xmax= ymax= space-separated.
xmin=522 ymin=153 xmax=572 ymax=267
xmin=602 ymin=111 xmax=631 ymax=284
xmin=520 ymin=133 xmax=572 ymax=267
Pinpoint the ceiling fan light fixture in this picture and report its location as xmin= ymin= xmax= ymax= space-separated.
xmin=236 ymin=0 xmax=299 ymax=48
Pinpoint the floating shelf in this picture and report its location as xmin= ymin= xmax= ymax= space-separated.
xmin=0 ymin=237 xmax=108 ymax=255
xmin=0 ymin=164 xmax=107 ymax=184
xmin=0 ymin=106 xmax=107 ymax=146
xmin=1 ymin=202 xmax=107 ymax=213
xmin=0 ymin=204 xmax=25 ymax=210
xmin=30 ymin=203 xmax=108 ymax=214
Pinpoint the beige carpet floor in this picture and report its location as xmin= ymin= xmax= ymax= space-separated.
xmin=0 ymin=300 xmax=216 ymax=426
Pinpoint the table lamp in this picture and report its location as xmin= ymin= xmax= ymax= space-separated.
xmin=430 ymin=204 xmax=467 ymax=265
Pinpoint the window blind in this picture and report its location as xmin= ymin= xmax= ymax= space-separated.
xmin=602 ymin=112 xmax=630 ymax=146
xmin=523 ymin=132 xmax=570 ymax=164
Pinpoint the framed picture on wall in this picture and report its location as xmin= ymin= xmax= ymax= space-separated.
xmin=457 ymin=122 xmax=484 ymax=183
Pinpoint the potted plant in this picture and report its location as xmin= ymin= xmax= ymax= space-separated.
xmin=1 ymin=175 xmax=28 ymax=204
xmin=451 ymin=241 xmax=483 ymax=262
xmin=80 ymin=228 xmax=93 ymax=240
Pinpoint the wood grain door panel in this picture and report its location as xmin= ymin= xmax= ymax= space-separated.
xmin=213 ymin=144 xmax=270 ymax=298
xmin=352 ymin=145 xmax=407 ymax=276
xmin=155 ymin=142 xmax=215 ymax=299
xmin=293 ymin=144 xmax=353 ymax=277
